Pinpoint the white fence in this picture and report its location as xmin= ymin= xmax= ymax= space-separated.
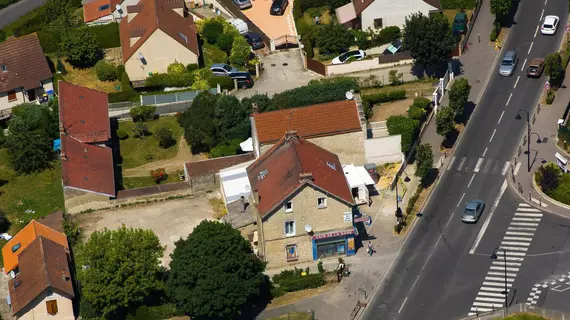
xmin=326 ymin=57 xmax=415 ymax=76
xmin=432 ymin=69 xmax=454 ymax=113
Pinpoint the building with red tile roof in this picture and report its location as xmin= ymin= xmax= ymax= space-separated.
xmin=58 ymin=82 xmax=115 ymax=197
xmin=119 ymin=0 xmax=199 ymax=83
xmin=83 ymin=0 xmax=123 ymax=25
xmin=246 ymin=133 xmax=357 ymax=268
xmin=250 ymin=100 xmax=366 ymax=165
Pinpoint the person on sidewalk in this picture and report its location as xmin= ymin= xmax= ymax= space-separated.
xmin=336 ymin=259 xmax=345 ymax=282
xmin=367 ymin=241 xmax=374 ymax=256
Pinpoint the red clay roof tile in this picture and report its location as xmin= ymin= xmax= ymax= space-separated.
xmin=185 ymin=153 xmax=255 ymax=177
xmin=83 ymin=0 xmax=122 ymax=23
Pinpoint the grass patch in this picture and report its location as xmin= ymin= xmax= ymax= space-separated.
xmin=117 ymin=116 xmax=183 ymax=169
xmin=0 ymin=149 xmax=64 ymax=234
xmin=209 ymin=197 xmax=227 ymax=219
xmin=267 ymin=312 xmax=314 ymax=320
xmin=500 ymin=313 xmax=547 ymax=320
xmin=52 ymin=57 xmax=121 ymax=93
xmin=440 ymin=0 xmax=477 ymax=10
xmin=121 ymin=174 xmax=180 ymax=189
xmin=361 ymin=80 xmax=435 ymax=97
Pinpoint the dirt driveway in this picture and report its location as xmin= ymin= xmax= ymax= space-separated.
xmin=75 ymin=195 xmax=216 ymax=267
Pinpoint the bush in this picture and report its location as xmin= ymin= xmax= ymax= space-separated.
xmin=150 ymin=168 xmax=167 ymax=184
xmin=202 ymin=19 xmax=224 ymax=44
xmin=361 ymin=89 xmax=406 ymax=105
xmin=0 ymin=29 xmax=5 ymax=42
xmin=406 ymin=185 xmax=423 ymax=214
xmin=376 ymin=26 xmax=401 ymax=45
xmin=386 ymin=115 xmax=418 ymax=153
xmin=317 ymin=261 xmax=325 ymax=273
xmin=209 ymin=76 xmax=234 ymax=90
xmin=269 ymin=78 xmax=359 ymax=111
xmin=546 ymin=90 xmax=556 ymax=104
xmin=108 ymin=90 xmax=138 ymax=103
xmin=186 ymin=63 xmax=199 ymax=72
xmin=408 ymin=106 xmax=425 ymax=120
xmin=412 ymin=97 xmax=431 ymax=109
xmin=203 ymin=44 xmax=228 ymax=66
xmin=145 ymin=73 xmax=194 ymax=88
xmin=56 ymin=58 xmax=67 ymax=75
xmin=95 ymin=60 xmax=117 ymax=81
xmin=490 ymin=26 xmax=498 ymax=41
xmin=116 ymin=128 xmax=129 ymax=140
xmin=133 ymin=122 xmax=149 ymax=138
xmin=37 ymin=29 xmax=61 ymax=54
xmin=127 ymin=304 xmax=183 ymax=320
xmin=538 ymin=163 xmax=561 ymax=193
xmin=155 ymin=127 xmax=176 ymax=148
xmin=121 ymin=71 xmax=133 ymax=92
xmin=210 ymin=139 xmax=242 ymax=158
xmin=130 ymin=105 xmax=156 ymax=122
xmin=116 ymin=64 xmax=126 ymax=81
xmin=272 ymin=268 xmax=325 ymax=293
xmin=90 ymin=22 xmax=121 ymax=48
xmin=167 ymin=61 xmax=186 ymax=75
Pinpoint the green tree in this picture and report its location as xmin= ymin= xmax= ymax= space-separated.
xmin=386 ymin=115 xmax=419 ymax=153
xmin=202 ymin=19 xmax=224 ymax=44
xmin=241 ymin=94 xmax=271 ymax=113
xmin=167 ymin=61 xmax=186 ymax=75
xmin=76 ymin=226 xmax=165 ymax=318
xmin=490 ymin=0 xmax=512 ymax=22
xmin=230 ymin=36 xmax=252 ymax=66
xmin=545 ymin=52 xmax=565 ymax=84
xmin=538 ymin=163 xmax=561 ymax=193
xmin=436 ymin=106 xmax=455 ymax=137
xmin=167 ymin=221 xmax=266 ymax=320
xmin=214 ymin=95 xmax=249 ymax=141
xmin=315 ymin=23 xmax=353 ymax=54
xmin=60 ymin=26 xmax=101 ymax=67
xmin=403 ymin=12 xmax=456 ymax=68
xmin=133 ymin=122 xmax=149 ymax=138
xmin=217 ymin=32 xmax=235 ymax=53
xmin=415 ymin=142 xmax=434 ymax=182
xmin=448 ymin=78 xmax=471 ymax=118
xmin=95 ymin=60 xmax=117 ymax=81
xmin=155 ymin=127 xmax=176 ymax=148
xmin=179 ymin=91 xmax=219 ymax=153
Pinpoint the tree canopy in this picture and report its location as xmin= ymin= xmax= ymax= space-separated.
xmin=448 ymin=78 xmax=471 ymax=118
xmin=545 ymin=52 xmax=564 ymax=84
xmin=490 ymin=0 xmax=512 ymax=21
xmin=436 ymin=106 xmax=456 ymax=137
xmin=167 ymin=221 xmax=266 ymax=320
xmin=403 ymin=12 xmax=456 ymax=67
xmin=386 ymin=115 xmax=419 ymax=153
xmin=60 ymin=26 xmax=101 ymax=67
xmin=76 ymin=226 xmax=165 ymax=318
xmin=415 ymin=142 xmax=434 ymax=183
xmin=315 ymin=24 xmax=353 ymax=54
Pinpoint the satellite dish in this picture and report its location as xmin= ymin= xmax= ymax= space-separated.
xmin=305 ymin=225 xmax=312 ymax=233
xmin=345 ymin=91 xmax=354 ymax=100
xmin=138 ymin=52 xmax=144 ymax=60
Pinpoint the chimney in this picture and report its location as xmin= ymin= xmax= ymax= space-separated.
xmin=285 ymin=130 xmax=298 ymax=139
xmin=61 ymin=152 xmax=67 ymax=161
xmin=299 ymin=172 xmax=313 ymax=181
xmin=252 ymin=103 xmax=259 ymax=115
xmin=240 ymin=196 xmax=245 ymax=213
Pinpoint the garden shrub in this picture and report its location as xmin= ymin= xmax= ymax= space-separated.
xmin=546 ymin=90 xmax=556 ymax=104
xmin=167 ymin=61 xmax=186 ymax=75
xmin=272 ymin=268 xmax=325 ymax=292
xmin=7 ymin=6 xmax=44 ymax=36
xmin=145 ymin=73 xmax=194 ymax=88
xmin=186 ymin=63 xmax=199 ymax=72
xmin=0 ymin=29 xmax=5 ymax=42
xmin=269 ymin=78 xmax=359 ymax=111
xmin=130 ymin=105 xmax=156 ymax=122
xmin=376 ymin=26 xmax=401 ymax=45
xmin=127 ymin=304 xmax=183 ymax=320
xmin=408 ymin=106 xmax=425 ymax=120
xmin=150 ymin=168 xmax=167 ymax=184
xmin=133 ymin=122 xmax=149 ymax=138
xmin=361 ymin=89 xmax=406 ymax=105
xmin=386 ymin=115 xmax=419 ymax=153
xmin=95 ymin=60 xmax=117 ymax=81
xmin=90 ymin=23 xmax=121 ymax=48
xmin=208 ymin=75 xmax=234 ymax=90
xmin=155 ymin=127 xmax=176 ymax=148
xmin=37 ymin=30 xmax=61 ymax=54
xmin=406 ymin=185 xmax=423 ymax=214
xmin=412 ymin=97 xmax=431 ymax=109
xmin=121 ymin=71 xmax=133 ymax=92
xmin=203 ymin=43 xmax=228 ymax=66
xmin=210 ymin=139 xmax=242 ymax=158
xmin=490 ymin=26 xmax=498 ymax=41
xmin=538 ymin=163 xmax=561 ymax=193
xmin=116 ymin=128 xmax=129 ymax=140
xmin=56 ymin=58 xmax=67 ymax=75
xmin=116 ymin=64 xmax=126 ymax=80
xmin=108 ymin=90 xmax=138 ymax=103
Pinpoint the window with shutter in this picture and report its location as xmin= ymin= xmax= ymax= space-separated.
xmin=7 ymin=91 xmax=17 ymax=101
xmin=46 ymin=300 xmax=58 ymax=315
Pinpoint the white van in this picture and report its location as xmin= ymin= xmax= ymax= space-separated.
xmin=229 ymin=18 xmax=249 ymax=35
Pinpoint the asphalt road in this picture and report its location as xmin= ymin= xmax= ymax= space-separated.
xmin=0 ymin=0 xmax=45 ymax=29
xmin=361 ymin=0 xmax=569 ymax=319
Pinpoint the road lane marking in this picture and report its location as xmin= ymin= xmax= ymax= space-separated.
xmin=506 ymin=93 xmax=512 ymax=106
xmin=493 ymin=261 xmax=522 ymax=267
xmin=445 ymin=209 xmax=454 ymax=228
xmin=480 ymin=285 xmax=512 ymax=291
xmin=528 ymin=42 xmax=534 ymax=54
xmin=490 ymin=129 xmax=497 ymax=142
xmin=487 ymin=271 xmax=518 ymax=277
xmin=519 ymin=203 xmax=531 ymax=207
xmin=506 ymin=231 xmax=535 ymax=236
xmin=500 ymin=246 xmax=529 ymax=252
xmin=511 ymin=222 xmax=540 ymax=227
xmin=500 ymin=250 xmax=527 ymax=256
xmin=534 ymin=25 xmax=540 ymax=37
xmin=503 ymin=236 xmax=533 ymax=241
xmin=457 ymin=157 xmax=467 ymax=171
xmin=476 ymin=296 xmax=508 ymax=303
xmin=482 ymin=147 xmax=488 ymax=157
xmin=447 ymin=156 xmax=456 ymax=171
xmin=498 ymin=110 xmax=505 ymax=124
xmin=485 ymin=276 xmax=516 ymax=282
xmin=398 ymin=297 xmax=408 ymax=313
xmin=540 ymin=9 xmax=544 ymax=20
xmin=544 ymin=0 xmax=547 ymax=5
xmin=508 ymin=226 xmax=536 ymax=231
xmin=478 ymin=291 xmax=510 ymax=297
xmin=467 ymin=174 xmax=476 ymax=188
xmin=512 ymin=217 xmax=541 ymax=222
xmin=483 ymin=282 xmax=513 ymax=287
xmin=521 ymin=58 xmax=527 ymax=71
xmin=457 ymin=193 xmax=466 ymax=207
xmin=469 ymin=180 xmax=507 ymax=254
xmin=514 ymin=76 xmax=520 ymax=88
xmin=517 ymin=207 xmax=541 ymax=212
xmin=502 ymin=162 xmax=510 ymax=175
xmin=473 ymin=302 xmax=504 ymax=308
xmin=474 ymin=158 xmax=484 ymax=172
xmin=490 ymin=266 xmax=520 ymax=272
xmin=514 ymin=162 xmax=521 ymax=175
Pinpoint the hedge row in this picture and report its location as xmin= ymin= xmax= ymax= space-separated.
xmin=362 ymin=89 xmax=406 ymax=105
xmin=406 ymin=184 xmax=424 ymax=214
xmin=145 ymin=73 xmax=195 ymax=88
xmin=272 ymin=269 xmax=325 ymax=293
xmin=90 ymin=23 xmax=121 ymax=48
xmin=209 ymin=76 xmax=234 ymax=90
xmin=127 ymin=304 xmax=183 ymax=320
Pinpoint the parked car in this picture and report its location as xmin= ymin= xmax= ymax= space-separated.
xmin=461 ymin=200 xmax=485 ymax=223
xmin=210 ymin=63 xmax=238 ymax=76
xmin=331 ymin=50 xmax=366 ymax=65
xmin=229 ymin=72 xmax=255 ymax=89
xmin=244 ymin=32 xmax=265 ymax=50
xmin=526 ymin=58 xmax=545 ymax=78
xmin=232 ymin=0 xmax=252 ymax=9
xmin=541 ymin=15 xmax=559 ymax=35
xmin=452 ymin=12 xmax=468 ymax=35
xmin=498 ymin=50 xmax=518 ymax=77
xmin=229 ymin=18 xmax=249 ymax=35
xmin=270 ymin=0 xmax=288 ymax=15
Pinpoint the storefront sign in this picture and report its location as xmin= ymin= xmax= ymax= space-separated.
xmin=312 ymin=229 xmax=354 ymax=240
xmin=343 ymin=212 xmax=353 ymax=223
xmin=354 ymin=216 xmax=371 ymax=223
xmin=347 ymin=237 xmax=355 ymax=251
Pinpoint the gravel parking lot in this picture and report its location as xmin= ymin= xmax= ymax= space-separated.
xmin=75 ymin=194 xmax=216 ymax=267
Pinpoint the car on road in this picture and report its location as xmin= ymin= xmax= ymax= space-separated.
xmin=210 ymin=63 xmax=238 ymax=76
xmin=229 ymin=72 xmax=255 ymax=89
xmin=244 ymin=32 xmax=265 ymax=50
xmin=232 ymin=0 xmax=252 ymax=10
xmin=498 ymin=50 xmax=518 ymax=76
xmin=331 ymin=50 xmax=366 ymax=65
xmin=270 ymin=0 xmax=288 ymax=15
xmin=541 ymin=15 xmax=559 ymax=35
xmin=526 ymin=58 xmax=545 ymax=78
xmin=462 ymin=200 xmax=485 ymax=223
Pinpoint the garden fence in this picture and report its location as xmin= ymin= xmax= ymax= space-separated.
xmin=459 ymin=0 xmax=483 ymax=54
xmin=109 ymin=101 xmax=193 ymax=119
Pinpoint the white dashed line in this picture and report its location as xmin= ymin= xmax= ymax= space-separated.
xmin=498 ymin=110 xmax=505 ymax=124
xmin=528 ymin=42 xmax=534 ymax=54
xmin=490 ymin=129 xmax=497 ymax=142
xmin=521 ymin=58 xmax=527 ymax=71
xmin=506 ymin=93 xmax=512 ymax=106
xmin=457 ymin=193 xmax=466 ymax=207
xmin=474 ymin=158 xmax=484 ymax=172
xmin=535 ymin=25 xmax=540 ymax=37
xmin=482 ymin=147 xmax=488 ymax=157
xmin=467 ymin=174 xmax=476 ymax=188
xmin=514 ymin=76 xmax=520 ymax=88
xmin=540 ymin=9 xmax=544 ymax=21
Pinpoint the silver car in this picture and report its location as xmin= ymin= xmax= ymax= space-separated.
xmin=499 ymin=50 xmax=518 ymax=76
xmin=462 ymin=200 xmax=485 ymax=223
xmin=233 ymin=0 xmax=252 ymax=10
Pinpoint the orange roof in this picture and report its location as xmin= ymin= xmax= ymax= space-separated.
xmin=2 ymin=221 xmax=69 ymax=274
xmin=83 ymin=0 xmax=122 ymax=23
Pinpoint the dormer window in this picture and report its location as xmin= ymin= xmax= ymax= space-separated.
xmin=11 ymin=243 xmax=21 ymax=252
xmin=1 ymin=65 xmax=7 ymax=72
xmin=99 ymin=4 xmax=110 ymax=11
xmin=178 ymin=32 xmax=188 ymax=43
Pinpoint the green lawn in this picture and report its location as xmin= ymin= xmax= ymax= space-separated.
xmin=0 ymin=149 xmax=64 ymax=232
xmin=501 ymin=313 xmax=547 ymax=320
xmin=117 ymin=116 xmax=184 ymax=169
xmin=121 ymin=174 xmax=180 ymax=190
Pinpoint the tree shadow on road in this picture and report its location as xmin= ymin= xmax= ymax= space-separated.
xmin=456 ymin=101 xmax=475 ymax=124
xmin=441 ymin=129 xmax=459 ymax=149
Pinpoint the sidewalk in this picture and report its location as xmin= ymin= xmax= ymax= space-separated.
xmin=257 ymin=168 xmax=420 ymax=320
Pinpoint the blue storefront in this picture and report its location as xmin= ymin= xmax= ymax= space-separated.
xmin=311 ymin=228 xmax=356 ymax=260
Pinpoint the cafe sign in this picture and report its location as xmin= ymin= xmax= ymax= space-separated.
xmin=312 ymin=229 xmax=354 ymax=240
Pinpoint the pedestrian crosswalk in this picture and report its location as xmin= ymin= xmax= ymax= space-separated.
xmin=447 ymin=156 xmax=520 ymax=176
xmin=467 ymin=203 xmax=544 ymax=316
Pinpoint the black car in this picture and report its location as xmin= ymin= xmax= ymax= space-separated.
xmin=270 ymin=0 xmax=288 ymax=15
xmin=230 ymin=72 xmax=254 ymax=89
xmin=244 ymin=32 xmax=265 ymax=50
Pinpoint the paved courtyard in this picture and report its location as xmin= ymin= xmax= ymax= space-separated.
xmin=241 ymin=0 xmax=295 ymax=40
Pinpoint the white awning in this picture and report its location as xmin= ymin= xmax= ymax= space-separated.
xmin=240 ymin=137 xmax=254 ymax=152
xmin=343 ymin=164 xmax=375 ymax=188
xmin=356 ymin=166 xmax=375 ymax=185
xmin=220 ymin=167 xmax=252 ymax=203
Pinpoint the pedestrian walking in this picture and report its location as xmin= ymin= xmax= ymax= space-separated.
xmin=367 ymin=241 xmax=374 ymax=256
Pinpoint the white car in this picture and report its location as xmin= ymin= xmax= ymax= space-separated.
xmin=541 ymin=15 xmax=559 ymax=35
xmin=331 ymin=50 xmax=366 ymax=65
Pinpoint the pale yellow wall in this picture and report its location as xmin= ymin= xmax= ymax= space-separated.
xmin=16 ymin=290 xmax=74 ymax=320
xmin=125 ymin=29 xmax=199 ymax=81
xmin=262 ymin=185 xmax=353 ymax=269
xmin=0 ymin=79 xmax=53 ymax=112
xmin=260 ymin=131 xmax=366 ymax=166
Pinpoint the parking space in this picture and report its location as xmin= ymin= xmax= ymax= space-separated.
xmin=241 ymin=0 xmax=295 ymax=40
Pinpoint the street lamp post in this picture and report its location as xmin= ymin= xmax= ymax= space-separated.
xmin=394 ymin=173 xmax=410 ymax=223
xmin=490 ymin=247 xmax=508 ymax=309
xmin=516 ymin=109 xmax=531 ymax=172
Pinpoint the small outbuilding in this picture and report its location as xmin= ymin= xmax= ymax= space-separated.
xmin=343 ymin=164 xmax=376 ymax=205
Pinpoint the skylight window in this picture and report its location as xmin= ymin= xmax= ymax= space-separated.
xmin=99 ymin=4 xmax=110 ymax=11
xmin=1 ymin=65 xmax=7 ymax=72
xmin=178 ymin=32 xmax=188 ymax=43
xmin=326 ymin=161 xmax=337 ymax=171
